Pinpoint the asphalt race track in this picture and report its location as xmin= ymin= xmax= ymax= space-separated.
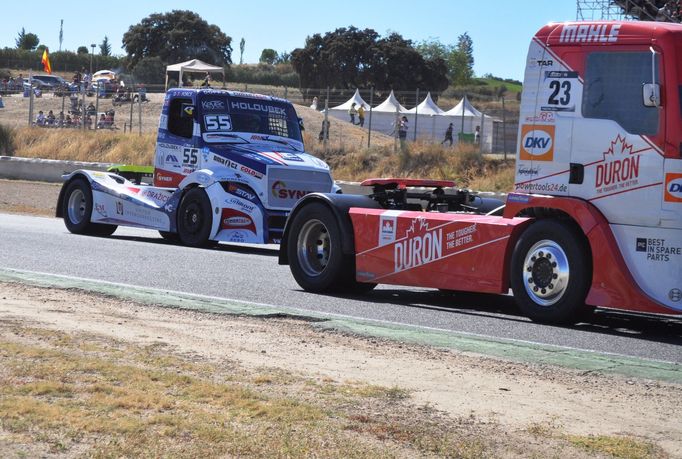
xmin=1 ymin=212 xmax=681 ymax=364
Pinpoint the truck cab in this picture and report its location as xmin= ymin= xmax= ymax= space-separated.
xmin=513 ymin=21 xmax=682 ymax=314
xmin=58 ymin=88 xmax=335 ymax=246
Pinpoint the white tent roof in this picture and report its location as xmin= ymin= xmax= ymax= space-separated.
xmin=165 ymin=59 xmax=223 ymax=73
xmin=330 ymin=89 xmax=369 ymax=110
xmin=444 ymin=95 xmax=483 ymax=117
xmin=405 ymin=92 xmax=444 ymax=115
xmin=372 ymin=90 xmax=407 ymax=113
xmin=165 ymin=59 xmax=225 ymax=90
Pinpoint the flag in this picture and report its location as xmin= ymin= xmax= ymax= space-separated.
xmin=41 ymin=48 xmax=52 ymax=75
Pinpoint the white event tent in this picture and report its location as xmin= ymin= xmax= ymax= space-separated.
xmin=443 ymin=95 xmax=494 ymax=151
xmin=165 ymin=59 xmax=225 ymax=90
xmin=326 ymin=89 xmax=494 ymax=151
xmin=329 ymin=89 xmax=369 ymax=111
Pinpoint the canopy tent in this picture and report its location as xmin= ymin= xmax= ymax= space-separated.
xmin=444 ymin=94 xmax=482 ymax=117
xmin=372 ymin=90 xmax=407 ymax=113
xmin=329 ymin=89 xmax=369 ymax=111
xmin=442 ymin=95 xmax=495 ymax=150
xmin=404 ymin=92 xmax=444 ymax=115
xmin=164 ymin=59 xmax=225 ymax=90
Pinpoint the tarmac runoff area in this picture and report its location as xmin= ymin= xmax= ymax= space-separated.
xmin=1 ymin=266 xmax=680 ymax=385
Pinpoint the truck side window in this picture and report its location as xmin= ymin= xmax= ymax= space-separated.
xmin=582 ymin=52 xmax=659 ymax=135
xmin=168 ymin=98 xmax=194 ymax=138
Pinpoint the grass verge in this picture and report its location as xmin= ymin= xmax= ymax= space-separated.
xmin=0 ymin=324 xmax=491 ymax=458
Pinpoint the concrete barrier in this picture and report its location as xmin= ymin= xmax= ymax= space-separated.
xmin=0 ymin=156 xmax=112 ymax=183
xmin=0 ymin=156 xmax=505 ymax=200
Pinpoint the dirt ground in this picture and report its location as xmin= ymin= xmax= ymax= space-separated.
xmin=1 ymin=178 xmax=682 ymax=457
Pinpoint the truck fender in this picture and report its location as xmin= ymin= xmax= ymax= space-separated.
xmin=56 ymin=170 xmax=110 ymax=218
xmin=279 ymin=193 xmax=382 ymax=265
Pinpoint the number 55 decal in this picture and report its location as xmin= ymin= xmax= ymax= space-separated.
xmin=204 ymin=115 xmax=232 ymax=131
xmin=183 ymin=148 xmax=199 ymax=165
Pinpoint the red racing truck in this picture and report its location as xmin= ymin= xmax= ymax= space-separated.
xmin=279 ymin=21 xmax=682 ymax=324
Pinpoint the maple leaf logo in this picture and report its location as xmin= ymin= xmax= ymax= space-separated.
xmin=405 ymin=217 xmax=430 ymax=238
xmin=603 ymin=134 xmax=633 ymax=159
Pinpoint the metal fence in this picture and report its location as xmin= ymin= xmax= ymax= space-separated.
xmin=0 ymin=81 xmax=519 ymax=156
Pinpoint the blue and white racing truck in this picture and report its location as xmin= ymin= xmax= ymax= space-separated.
xmin=57 ymin=88 xmax=336 ymax=246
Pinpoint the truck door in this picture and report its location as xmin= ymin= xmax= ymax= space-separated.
xmin=569 ymin=49 xmax=665 ymax=227
xmin=154 ymin=95 xmax=199 ymax=187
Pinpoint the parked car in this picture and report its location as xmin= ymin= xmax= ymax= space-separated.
xmin=31 ymin=75 xmax=69 ymax=90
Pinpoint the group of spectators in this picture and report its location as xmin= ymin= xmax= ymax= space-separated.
xmin=34 ymin=107 xmax=115 ymax=130
xmin=0 ymin=74 xmax=27 ymax=94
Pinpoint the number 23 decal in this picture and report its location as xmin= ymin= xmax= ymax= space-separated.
xmin=548 ymin=80 xmax=571 ymax=105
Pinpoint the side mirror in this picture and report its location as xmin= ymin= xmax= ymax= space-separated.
xmin=298 ymin=117 xmax=305 ymax=132
xmin=642 ymin=83 xmax=660 ymax=107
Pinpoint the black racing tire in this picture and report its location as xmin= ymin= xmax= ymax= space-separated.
xmin=286 ymin=202 xmax=355 ymax=292
xmin=62 ymin=178 xmax=117 ymax=236
xmin=177 ymin=187 xmax=214 ymax=248
xmin=510 ymin=219 xmax=592 ymax=325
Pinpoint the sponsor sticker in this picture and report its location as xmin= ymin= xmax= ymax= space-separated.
xmin=664 ymin=172 xmax=682 ymax=203
xmin=519 ymin=125 xmax=555 ymax=161
xmin=594 ymin=135 xmax=640 ymax=195
xmin=379 ymin=215 xmax=396 ymax=246
xmin=635 ymin=237 xmax=681 ymax=262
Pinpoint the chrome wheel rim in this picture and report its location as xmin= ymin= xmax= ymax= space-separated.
xmin=522 ymin=239 xmax=570 ymax=306
xmin=296 ymin=219 xmax=331 ymax=277
xmin=67 ymin=189 xmax=86 ymax=224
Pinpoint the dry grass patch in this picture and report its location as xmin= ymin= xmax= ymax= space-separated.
xmin=0 ymin=324 xmax=498 ymax=457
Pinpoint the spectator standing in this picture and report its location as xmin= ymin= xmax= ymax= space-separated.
xmin=201 ymin=72 xmax=211 ymax=87
xmin=357 ymin=105 xmax=366 ymax=127
xmin=348 ymin=102 xmax=358 ymax=124
xmin=318 ymin=120 xmax=330 ymax=141
xmin=474 ymin=125 xmax=480 ymax=144
xmin=398 ymin=116 xmax=408 ymax=150
xmin=310 ymin=96 xmax=318 ymax=110
xmin=442 ymin=123 xmax=454 ymax=146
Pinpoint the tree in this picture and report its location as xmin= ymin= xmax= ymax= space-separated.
xmin=122 ymin=10 xmax=232 ymax=68
xmin=259 ymin=48 xmax=277 ymax=65
xmin=276 ymin=51 xmax=291 ymax=64
xmin=16 ymin=28 xmax=39 ymax=51
xmin=100 ymin=36 xmax=111 ymax=56
xmin=239 ymin=38 xmax=245 ymax=64
xmin=456 ymin=32 xmax=474 ymax=81
xmin=291 ymin=27 xmax=448 ymax=93
xmin=77 ymin=46 xmax=89 ymax=55
xmin=132 ymin=56 xmax=166 ymax=84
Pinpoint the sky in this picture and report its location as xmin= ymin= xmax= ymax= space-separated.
xmin=1 ymin=0 xmax=579 ymax=81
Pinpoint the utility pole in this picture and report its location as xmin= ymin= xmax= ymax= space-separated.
xmin=89 ymin=44 xmax=96 ymax=75
xmin=58 ymin=20 xmax=63 ymax=52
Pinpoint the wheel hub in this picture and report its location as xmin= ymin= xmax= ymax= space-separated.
xmin=67 ymin=189 xmax=86 ymax=224
xmin=297 ymin=219 xmax=331 ymax=277
xmin=523 ymin=240 xmax=570 ymax=306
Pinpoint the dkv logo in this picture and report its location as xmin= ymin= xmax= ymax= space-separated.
xmin=665 ymin=173 xmax=682 ymax=203
xmin=519 ymin=125 xmax=555 ymax=161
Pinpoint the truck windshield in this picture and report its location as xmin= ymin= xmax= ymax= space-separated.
xmin=199 ymin=95 xmax=302 ymax=143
